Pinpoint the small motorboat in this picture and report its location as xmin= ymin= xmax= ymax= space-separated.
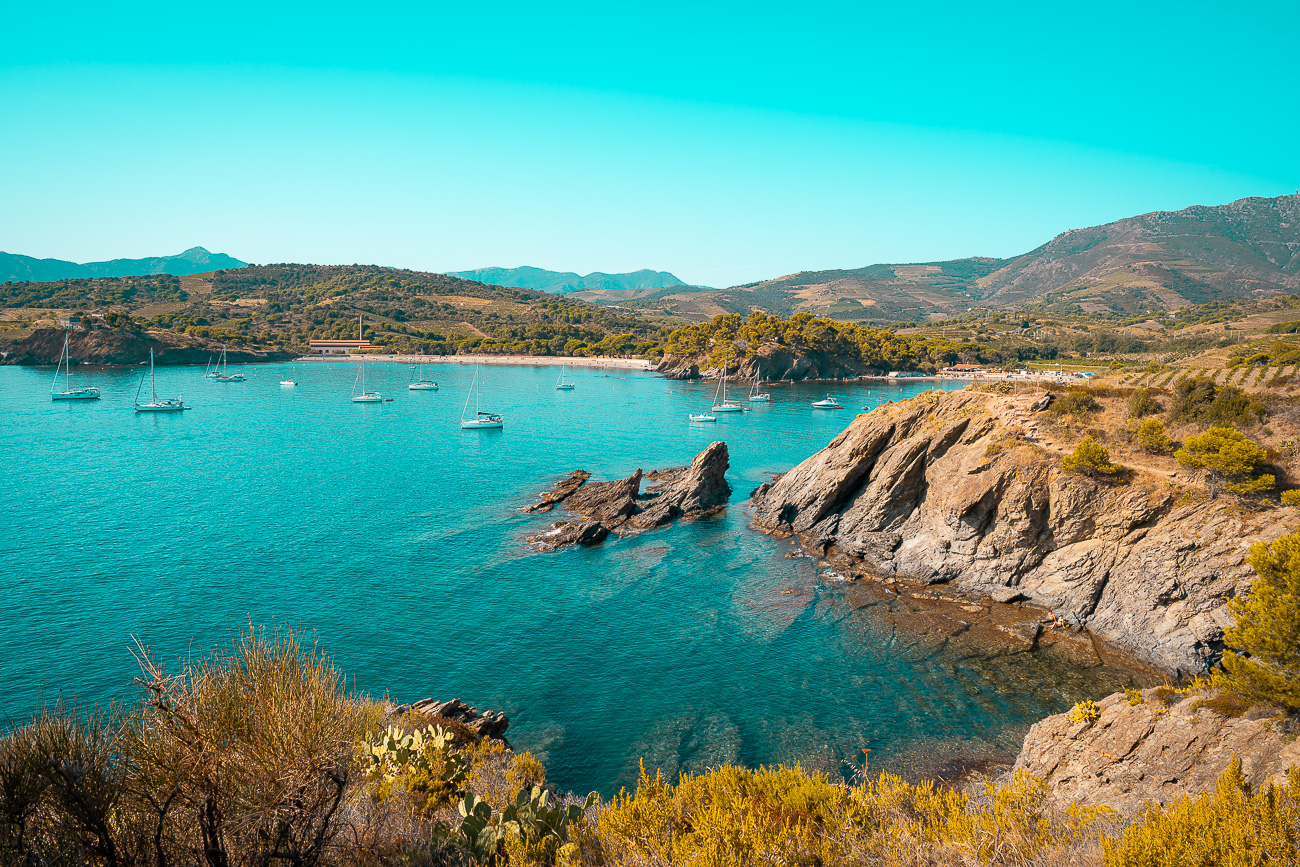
xmin=812 ymin=395 xmax=843 ymax=409
xmin=689 ymin=413 xmax=717 ymax=423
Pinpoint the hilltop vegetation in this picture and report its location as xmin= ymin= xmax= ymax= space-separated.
xmin=629 ymin=194 xmax=1300 ymax=324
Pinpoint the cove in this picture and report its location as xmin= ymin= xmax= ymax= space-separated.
xmin=0 ymin=361 xmax=1140 ymax=795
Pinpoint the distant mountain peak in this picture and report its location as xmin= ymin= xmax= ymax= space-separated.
xmin=450 ymin=265 xmax=686 ymax=294
xmin=1 ymin=248 xmax=248 ymax=283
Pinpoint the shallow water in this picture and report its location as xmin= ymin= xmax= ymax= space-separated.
xmin=1 ymin=361 xmax=1139 ymax=794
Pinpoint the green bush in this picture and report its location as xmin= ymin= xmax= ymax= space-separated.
xmin=1126 ymin=388 xmax=1161 ymax=418
xmin=1175 ymin=427 xmax=1274 ymax=495
xmin=1048 ymin=388 xmax=1100 ymax=420
xmin=1171 ymin=376 xmax=1266 ymax=428
xmin=1134 ymin=418 xmax=1175 ymax=454
xmin=1062 ymin=435 xmax=1122 ymax=476
xmin=1212 ymin=531 xmax=1300 ymax=711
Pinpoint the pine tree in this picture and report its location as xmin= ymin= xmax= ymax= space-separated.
xmin=1175 ymin=426 xmax=1274 ymax=495
xmin=1213 ymin=531 xmax=1300 ymax=711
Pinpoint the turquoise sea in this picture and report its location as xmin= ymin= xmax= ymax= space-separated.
xmin=1 ymin=361 xmax=1137 ymax=795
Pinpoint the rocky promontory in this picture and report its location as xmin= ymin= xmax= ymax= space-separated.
xmin=4 ymin=327 xmax=295 ymax=365
xmin=750 ymin=389 xmax=1289 ymax=676
xmin=656 ymin=343 xmax=884 ymax=381
xmin=526 ymin=442 xmax=732 ymax=550
xmin=1013 ymin=688 xmax=1299 ymax=813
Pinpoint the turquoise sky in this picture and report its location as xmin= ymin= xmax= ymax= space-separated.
xmin=2 ymin=1 xmax=1296 ymax=286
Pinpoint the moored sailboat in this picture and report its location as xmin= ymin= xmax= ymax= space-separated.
xmin=133 ymin=349 xmax=187 ymax=412
xmin=351 ymin=355 xmax=383 ymax=402
xmin=409 ymin=362 xmax=438 ymax=390
xmin=555 ymin=363 xmax=575 ymax=390
xmin=748 ymin=377 xmax=771 ymax=402
xmin=212 ymin=344 xmax=246 ymax=382
xmin=460 ymin=365 xmax=503 ymax=429
xmin=50 ymin=331 xmax=100 ymax=400
xmin=711 ymin=371 xmax=743 ymax=413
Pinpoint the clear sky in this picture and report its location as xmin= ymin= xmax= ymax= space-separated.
xmin=2 ymin=1 xmax=1296 ymax=287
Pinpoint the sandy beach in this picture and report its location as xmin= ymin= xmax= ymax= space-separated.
xmin=296 ymin=353 xmax=654 ymax=371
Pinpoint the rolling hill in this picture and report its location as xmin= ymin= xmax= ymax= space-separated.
xmin=647 ymin=194 xmax=1300 ymax=323
xmin=0 ymin=247 xmax=248 ymax=283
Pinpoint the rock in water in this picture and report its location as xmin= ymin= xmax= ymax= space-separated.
xmin=1013 ymin=688 xmax=1300 ymax=814
xmin=387 ymin=697 xmax=510 ymax=742
xmin=749 ymin=389 xmax=1289 ymax=675
xmin=526 ymin=442 xmax=732 ymax=550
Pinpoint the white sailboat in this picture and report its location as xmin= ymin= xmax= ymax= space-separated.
xmin=460 ymin=365 xmax=503 ymax=429
xmin=133 ymin=349 xmax=187 ymax=412
xmin=212 ymin=344 xmax=246 ymax=381
xmin=711 ymin=371 xmax=743 ymax=413
xmin=351 ymin=355 xmax=383 ymax=402
xmin=812 ymin=394 xmax=843 ymax=409
xmin=748 ymin=377 xmax=771 ymax=402
xmin=409 ymin=362 xmax=438 ymax=391
xmin=50 ymin=331 xmax=100 ymax=400
xmin=555 ymin=363 xmax=575 ymax=390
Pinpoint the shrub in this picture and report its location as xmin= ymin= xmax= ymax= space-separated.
xmin=1062 ymin=436 xmax=1122 ymax=476
xmin=1127 ymin=388 xmax=1161 ymax=418
xmin=1134 ymin=418 xmax=1175 ymax=454
xmin=1175 ymin=427 xmax=1274 ymax=495
xmin=1212 ymin=531 xmax=1300 ymax=712
xmin=1282 ymin=490 xmax=1300 ymax=506
xmin=1048 ymin=388 xmax=1100 ymax=420
xmin=1101 ymin=757 xmax=1300 ymax=866
xmin=1171 ymin=376 xmax=1266 ymax=427
xmin=1067 ymin=700 xmax=1100 ymax=723
xmin=1124 ymin=687 xmax=1144 ymax=706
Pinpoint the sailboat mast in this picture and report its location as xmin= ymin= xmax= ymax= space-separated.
xmin=150 ymin=348 xmax=158 ymax=403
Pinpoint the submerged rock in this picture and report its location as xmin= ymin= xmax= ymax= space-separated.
xmin=749 ymin=389 xmax=1290 ymax=675
xmin=1013 ymin=688 xmax=1299 ymax=814
xmin=526 ymin=442 xmax=732 ymax=550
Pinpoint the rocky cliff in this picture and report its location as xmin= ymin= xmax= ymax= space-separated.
xmin=1014 ymin=688 xmax=1299 ymax=813
xmin=749 ymin=389 xmax=1289 ymax=676
xmin=5 ymin=327 xmax=294 ymax=365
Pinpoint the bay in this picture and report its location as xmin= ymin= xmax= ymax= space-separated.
xmin=0 ymin=361 xmax=1134 ymax=794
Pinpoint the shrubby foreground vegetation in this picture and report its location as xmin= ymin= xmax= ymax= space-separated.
xmin=4 ymin=568 xmax=1299 ymax=867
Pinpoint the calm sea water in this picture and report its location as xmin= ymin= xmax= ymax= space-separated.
xmin=1 ymin=361 xmax=1137 ymax=794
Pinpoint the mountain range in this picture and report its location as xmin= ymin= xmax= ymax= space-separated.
xmin=633 ymin=193 xmax=1300 ymax=322
xmin=0 ymin=247 xmax=248 ymax=283
xmin=448 ymin=266 xmax=687 ymax=294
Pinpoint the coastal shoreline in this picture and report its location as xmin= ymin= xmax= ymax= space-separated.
xmin=296 ymin=353 xmax=653 ymax=371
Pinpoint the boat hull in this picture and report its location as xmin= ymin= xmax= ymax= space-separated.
xmin=409 ymin=383 xmax=439 ymax=390
xmin=352 ymin=394 xmax=384 ymax=403
xmin=689 ymin=415 xmax=717 ymax=422
xmin=461 ymin=420 xmax=503 ymax=429
xmin=555 ymin=384 xmax=575 ymax=390
xmin=749 ymin=395 xmax=771 ymax=402
xmin=134 ymin=403 xmax=187 ymax=412
xmin=712 ymin=404 xmax=744 ymax=412
xmin=52 ymin=390 xmax=100 ymax=400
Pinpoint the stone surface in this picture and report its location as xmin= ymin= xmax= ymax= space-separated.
xmin=6 ymin=326 xmax=294 ymax=365
xmin=526 ymin=442 xmax=732 ymax=550
xmin=388 ymin=697 xmax=511 ymax=742
xmin=1013 ymin=688 xmax=1300 ymax=814
xmin=750 ymin=389 xmax=1290 ymax=675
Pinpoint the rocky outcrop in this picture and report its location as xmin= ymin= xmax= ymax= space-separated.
xmin=750 ymin=389 xmax=1290 ymax=675
xmin=656 ymin=343 xmax=888 ymax=382
xmin=4 ymin=327 xmax=294 ymax=365
xmin=387 ymin=697 xmax=510 ymax=742
xmin=527 ymin=442 xmax=732 ymax=550
xmin=1014 ymin=688 xmax=1299 ymax=813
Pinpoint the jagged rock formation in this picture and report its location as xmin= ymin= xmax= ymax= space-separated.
xmin=749 ymin=389 xmax=1289 ymax=675
xmin=1014 ymin=688 xmax=1300 ymax=813
xmin=5 ymin=327 xmax=293 ymax=365
xmin=386 ymin=697 xmax=510 ymax=742
xmin=526 ymin=442 xmax=732 ymax=550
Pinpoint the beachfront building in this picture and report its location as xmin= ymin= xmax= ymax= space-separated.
xmin=309 ymin=339 xmax=373 ymax=355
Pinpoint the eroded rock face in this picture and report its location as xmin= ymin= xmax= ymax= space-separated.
xmin=750 ymin=389 xmax=1289 ymax=675
xmin=1013 ymin=688 xmax=1300 ymax=814
xmin=6 ymin=327 xmax=293 ymax=365
xmin=526 ymin=442 xmax=732 ymax=550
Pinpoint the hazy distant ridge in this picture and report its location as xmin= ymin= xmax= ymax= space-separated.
xmin=450 ymin=265 xmax=686 ymax=294
xmin=0 ymin=247 xmax=248 ymax=283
